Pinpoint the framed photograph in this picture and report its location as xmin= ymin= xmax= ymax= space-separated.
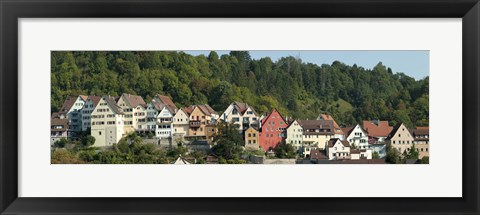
xmin=1 ymin=0 xmax=479 ymax=214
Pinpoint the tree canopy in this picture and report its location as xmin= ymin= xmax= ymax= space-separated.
xmin=51 ymin=51 xmax=429 ymax=128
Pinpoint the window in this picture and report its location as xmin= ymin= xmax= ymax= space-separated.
xmin=253 ymin=133 xmax=256 ymax=137
xmin=393 ymin=141 xmax=395 ymax=144
xmin=248 ymin=133 xmax=251 ymax=137
xmin=99 ymin=131 xmax=102 ymax=135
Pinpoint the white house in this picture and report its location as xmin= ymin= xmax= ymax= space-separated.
xmin=80 ymin=95 xmax=101 ymax=131
xmin=59 ymin=95 xmax=88 ymax=133
xmin=342 ymin=124 xmax=369 ymax=149
xmin=326 ymin=138 xmax=351 ymax=160
xmin=285 ymin=120 xmax=303 ymax=151
xmin=156 ymin=107 xmax=174 ymax=139
xmin=220 ymin=101 xmax=259 ymax=130
xmin=90 ymin=96 xmax=124 ymax=147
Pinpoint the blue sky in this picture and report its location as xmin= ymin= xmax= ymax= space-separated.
xmin=184 ymin=51 xmax=429 ymax=80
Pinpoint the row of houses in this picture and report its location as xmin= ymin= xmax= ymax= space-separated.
xmin=51 ymin=94 xmax=429 ymax=160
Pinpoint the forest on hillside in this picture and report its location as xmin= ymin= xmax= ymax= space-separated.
xmin=51 ymin=51 xmax=429 ymax=128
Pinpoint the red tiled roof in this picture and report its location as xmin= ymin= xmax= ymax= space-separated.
xmin=104 ymin=96 xmax=124 ymax=114
xmin=87 ymin=95 xmax=101 ymax=107
xmin=362 ymin=120 xmax=393 ymax=137
xmin=310 ymin=149 xmax=328 ymax=160
xmin=155 ymin=94 xmax=178 ymax=113
xmin=341 ymin=126 xmax=355 ymax=137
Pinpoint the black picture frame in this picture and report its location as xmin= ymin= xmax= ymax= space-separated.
xmin=1 ymin=0 xmax=479 ymax=214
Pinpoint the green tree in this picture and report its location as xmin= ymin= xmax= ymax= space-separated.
xmin=54 ymin=138 xmax=68 ymax=148
xmin=273 ymin=143 xmax=297 ymax=159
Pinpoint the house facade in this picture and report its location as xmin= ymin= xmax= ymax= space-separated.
xmin=326 ymin=138 xmax=351 ymax=160
xmin=258 ymin=109 xmax=287 ymax=151
xmin=117 ymin=93 xmax=146 ymax=134
xmin=188 ymin=105 xmax=218 ymax=138
xmin=172 ymin=108 xmax=190 ymax=138
xmin=59 ymin=95 xmax=88 ymax=133
xmin=412 ymin=126 xmax=429 ymax=159
xmin=244 ymin=127 xmax=260 ymax=151
xmin=50 ymin=114 xmax=69 ymax=145
xmin=386 ymin=123 xmax=415 ymax=155
xmin=342 ymin=124 xmax=369 ymax=149
xmin=156 ymin=107 xmax=174 ymax=139
xmin=80 ymin=95 xmax=101 ymax=131
xmin=285 ymin=120 xmax=303 ymax=151
xmin=90 ymin=96 xmax=124 ymax=147
xmin=220 ymin=101 xmax=259 ymax=130
xmin=298 ymin=120 xmax=335 ymax=151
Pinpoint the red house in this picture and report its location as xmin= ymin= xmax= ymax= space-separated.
xmin=259 ymin=109 xmax=288 ymax=151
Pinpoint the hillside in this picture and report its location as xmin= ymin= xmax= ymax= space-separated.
xmin=51 ymin=51 xmax=429 ymax=128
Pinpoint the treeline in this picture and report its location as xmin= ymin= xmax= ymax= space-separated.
xmin=51 ymin=51 xmax=429 ymax=128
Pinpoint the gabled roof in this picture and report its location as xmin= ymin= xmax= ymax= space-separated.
xmin=285 ymin=119 xmax=299 ymax=129
xmin=386 ymin=123 xmax=404 ymax=140
xmin=120 ymin=93 xmax=146 ymax=108
xmin=87 ymin=95 xmax=101 ymax=107
xmin=341 ymin=126 xmax=355 ymax=137
xmin=362 ymin=120 xmax=393 ymax=137
xmin=183 ymin=106 xmax=195 ymax=115
xmin=232 ymin=101 xmax=256 ymax=115
xmin=261 ymin=108 xmax=286 ymax=125
xmin=79 ymin=95 xmax=88 ymax=102
xmin=103 ymin=96 xmax=124 ymax=114
xmin=327 ymin=138 xmax=350 ymax=148
xmin=318 ymin=114 xmax=343 ymax=134
xmin=154 ymin=94 xmax=178 ymax=113
xmin=59 ymin=96 xmax=77 ymax=113
xmin=197 ymin=104 xmax=217 ymax=116
xmin=51 ymin=112 xmax=66 ymax=119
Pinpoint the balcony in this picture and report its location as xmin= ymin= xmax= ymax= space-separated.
xmin=190 ymin=120 xmax=201 ymax=128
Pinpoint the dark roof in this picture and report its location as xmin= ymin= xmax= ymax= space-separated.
xmin=51 ymin=112 xmax=66 ymax=119
xmin=51 ymin=118 xmax=69 ymax=132
xmin=297 ymin=120 xmax=334 ymax=135
xmin=350 ymin=149 xmax=367 ymax=154
xmin=232 ymin=101 xmax=256 ymax=115
xmin=327 ymin=138 xmax=351 ymax=148
xmin=412 ymin=126 xmax=429 ymax=136
xmin=318 ymin=114 xmax=343 ymax=134
xmin=121 ymin=93 xmax=146 ymax=108
xmin=341 ymin=126 xmax=355 ymax=136
xmin=104 ymin=96 xmax=124 ymax=114
xmin=310 ymin=149 xmax=328 ymax=160
xmin=59 ymin=96 xmax=77 ymax=113
xmin=183 ymin=106 xmax=195 ymax=115
xmin=362 ymin=120 xmax=393 ymax=137
xmin=386 ymin=123 xmax=403 ymax=140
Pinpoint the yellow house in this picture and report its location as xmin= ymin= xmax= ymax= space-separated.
xmin=244 ymin=127 xmax=260 ymax=151
xmin=187 ymin=104 xmax=218 ymax=137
